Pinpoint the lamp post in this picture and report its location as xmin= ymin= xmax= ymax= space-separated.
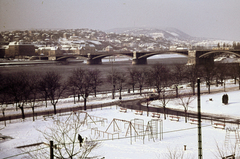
xmin=239 ymin=63 xmax=240 ymax=90
xmin=111 ymin=55 xmax=115 ymax=99
xmin=197 ymin=78 xmax=202 ymax=159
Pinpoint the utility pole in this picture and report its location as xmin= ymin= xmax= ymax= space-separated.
xmin=197 ymin=78 xmax=202 ymax=159
xmin=50 ymin=140 xmax=54 ymax=159
xmin=111 ymin=55 xmax=115 ymax=99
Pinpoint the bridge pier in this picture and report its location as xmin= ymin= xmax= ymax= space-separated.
xmin=86 ymin=58 xmax=102 ymax=65
xmin=86 ymin=53 xmax=102 ymax=65
xmin=132 ymin=51 xmax=147 ymax=65
xmin=132 ymin=58 xmax=147 ymax=65
xmin=187 ymin=50 xmax=214 ymax=65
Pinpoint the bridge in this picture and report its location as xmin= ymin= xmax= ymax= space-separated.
xmin=48 ymin=49 xmax=240 ymax=65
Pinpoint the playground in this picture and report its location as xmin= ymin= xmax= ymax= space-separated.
xmin=1 ymin=89 xmax=240 ymax=158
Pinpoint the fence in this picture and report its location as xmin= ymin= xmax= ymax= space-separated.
xmin=0 ymin=101 xmax=121 ymax=123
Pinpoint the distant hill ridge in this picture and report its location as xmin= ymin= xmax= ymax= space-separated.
xmin=105 ymin=27 xmax=205 ymax=41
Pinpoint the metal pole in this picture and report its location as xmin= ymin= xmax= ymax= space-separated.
xmin=197 ymin=78 xmax=202 ymax=159
xmin=50 ymin=140 xmax=54 ymax=159
xmin=112 ymin=56 xmax=115 ymax=99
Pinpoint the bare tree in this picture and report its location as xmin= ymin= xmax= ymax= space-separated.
xmin=115 ymin=71 xmax=126 ymax=100
xmin=28 ymin=112 xmax=99 ymax=158
xmin=68 ymin=68 xmax=84 ymax=103
xmin=146 ymin=63 xmax=170 ymax=96
xmin=215 ymin=64 xmax=229 ymax=92
xmin=127 ymin=67 xmax=138 ymax=93
xmin=158 ymin=146 xmax=194 ymax=159
xmin=68 ymin=68 xmax=94 ymax=110
xmin=201 ymin=63 xmax=216 ymax=94
xmin=185 ymin=65 xmax=200 ymax=95
xmin=107 ymin=69 xmax=126 ymax=99
xmin=135 ymin=68 xmax=148 ymax=96
xmin=38 ymin=73 xmax=49 ymax=108
xmin=228 ymin=63 xmax=240 ymax=86
xmin=165 ymin=147 xmax=185 ymax=159
xmin=107 ymin=68 xmax=118 ymax=99
xmin=28 ymin=73 xmax=41 ymax=121
xmin=158 ymin=89 xmax=172 ymax=120
xmin=214 ymin=140 xmax=239 ymax=159
xmin=177 ymin=93 xmax=196 ymax=123
xmin=39 ymin=71 xmax=67 ymax=114
xmin=5 ymin=72 xmax=30 ymax=119
xmin=171 ymin=64 xmax=187 ymax=98
xmin=89 ymin=69 xmax=103 ymax=97
xmin=0 ymin=74 xmax=10 ymax=126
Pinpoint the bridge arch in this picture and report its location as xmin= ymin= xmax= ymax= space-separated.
xmin=52 ymin=50 xmax=190 ymax=65
xmin=138 ymin=51 xmax=188 ymax=59
xmin=199 ymin=50 xmax=240 ymax=58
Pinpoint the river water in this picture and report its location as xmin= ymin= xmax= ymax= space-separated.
xmin=0 ymin=54 xmax=188 ymax=91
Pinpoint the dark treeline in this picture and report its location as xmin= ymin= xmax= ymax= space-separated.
xmin=1 ymin=63 xmax=240 ymax=123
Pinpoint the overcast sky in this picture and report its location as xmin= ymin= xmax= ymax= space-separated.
xmin=0 ymin=0 xmax=240 ymax=40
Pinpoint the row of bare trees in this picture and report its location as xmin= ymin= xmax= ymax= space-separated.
xmin=1 ymin=63 xmax=240 ymax=122
xmin=0 ymin=68 xmax=103 ymax=123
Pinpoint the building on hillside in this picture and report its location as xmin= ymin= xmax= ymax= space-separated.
xmin=6 ymin=42 xmax=36 ymax=58
xmin=105 ymin=45 xmax=113 ymax=52
xmin=69 ymin=47 xmax=78 ymax=54
xmin=0 ymin=45 xmax=8 ymax=58
xmin=38 ymin=46 xmax=62 ymax=56
xmin=79 ymin=43 xmax=95 ymax=55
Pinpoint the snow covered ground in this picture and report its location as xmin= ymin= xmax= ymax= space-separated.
xmin=1 ymin=84 xmax=240 ymax=159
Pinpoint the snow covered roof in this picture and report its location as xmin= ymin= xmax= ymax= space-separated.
xmin=9 ymin=41 xmax=34 ymax=46
xmin=70 ymin=47 xmax=77 ymax=50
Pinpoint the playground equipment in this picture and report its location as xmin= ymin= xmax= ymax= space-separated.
xmin=225 ymin=127 xmax=240 ymax=147
xmin=143 ymin=119 xmax=163 ymax=143
xmin=72 ymin=111 xmax=107 ymax=128
xmin=91 ymin=117 xmax=163 ymax=144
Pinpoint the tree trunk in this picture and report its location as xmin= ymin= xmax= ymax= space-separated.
xmin=192 ymin=82 xmax=195 ymax=95
xmin=185 ymin=109 xmax=187 ymax=123
xmin=94 ymin=88 xmax=97 ymax=97
xmin=146 ymin=99 xmax=149 ymax=116
xmin=32 ymin=107 xmax=35 ymax=121
xmin=175 ymin=86 xmax=178 ymax=98
xmin=78 ymin=94 xmax=80 ymax=101
xmin=164 ymin=106 xmax=166 ymax=120
xmin=192 ymin=85 xmax=195 ymax=95
xmin=19 ymin=106 xmax=25 ymax=119
xmin=132 ymin=85 xmax=135 ymax=93
xmin=224 ymin=82 xmax=226 ymax=92
xmin=15 ymin=103 xmax=18 ymax=111
xmin=208 ymin=84 xmax=211 ymax=94
xmin=84 ymin=97 xmax=87 ymax=110
xmin=119 ymin=87 xmax=122 ymax=100
xmin=73 ymin=93 xmax=76 ymax=104
xmin=112 ymin=85 xmax=115 ymax=99
xmin=140 ymin=86 xmax=142 ymax=96
xmin=45 ymin=94 xmax=48 ymax=107
xmin=2 ymin=111 xmax=6 ymax=126
xmin=53 ymin=104 xmax=57 ymax=114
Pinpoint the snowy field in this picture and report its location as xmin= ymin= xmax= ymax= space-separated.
xmin=1 ymin=84 xmax=240 ymax=158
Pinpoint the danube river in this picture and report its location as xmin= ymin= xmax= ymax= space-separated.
xmin=0 ymin=54 xmax=188 ymax=91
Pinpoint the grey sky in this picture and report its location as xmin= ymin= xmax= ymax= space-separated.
xmin=1 ymin=0 xmax=240 ymax=40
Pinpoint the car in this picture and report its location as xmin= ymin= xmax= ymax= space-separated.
xmin=148 ymin=93 xmax=159 ymax=100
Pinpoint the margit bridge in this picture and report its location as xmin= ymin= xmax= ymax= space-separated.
xmin=51 ymin=49 xmax=240 ymax=65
